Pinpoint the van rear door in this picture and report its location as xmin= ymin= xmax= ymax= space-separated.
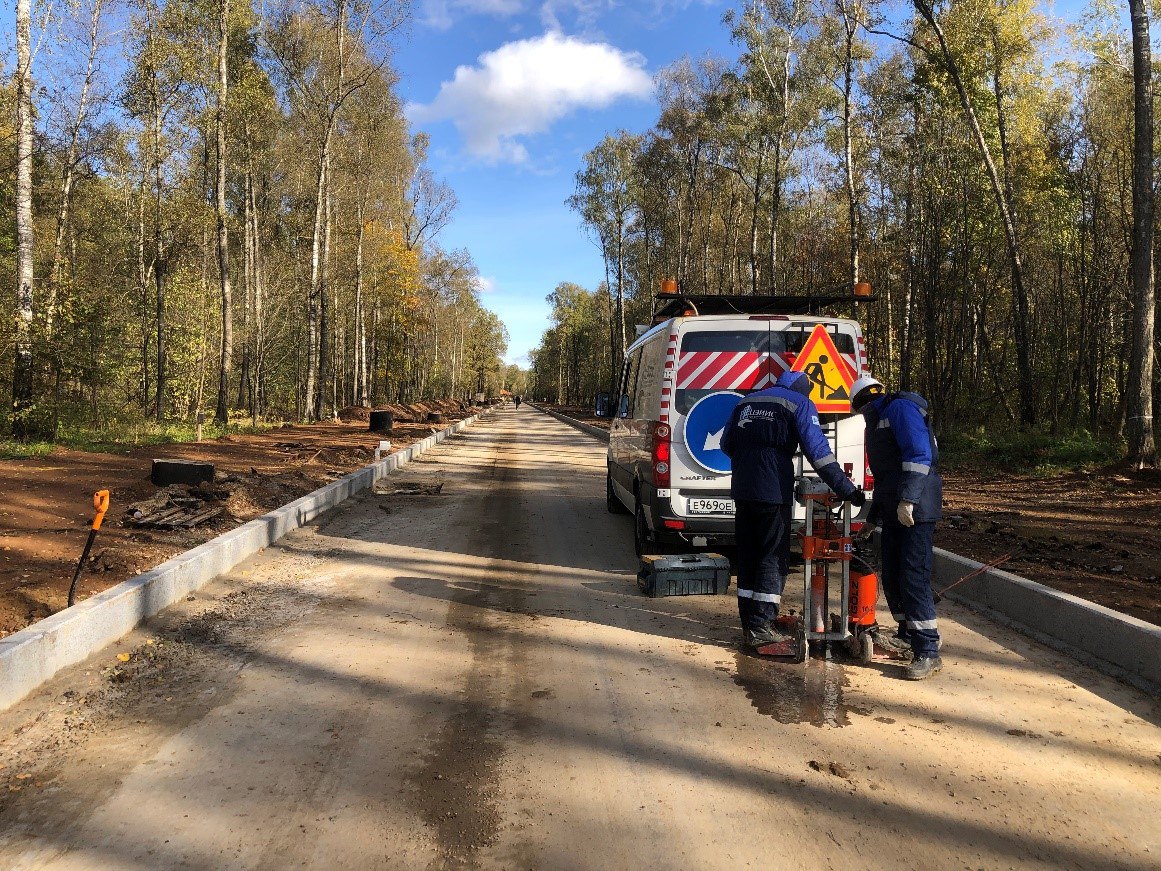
xmin=668 ymin=319 xmax=865 ymax=521
xmin=668 ymin=322 xmax=778 ymax=516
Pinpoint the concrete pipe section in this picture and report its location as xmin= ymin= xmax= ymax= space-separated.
xmin=0 ymin=406 xmax=1157 ymax=869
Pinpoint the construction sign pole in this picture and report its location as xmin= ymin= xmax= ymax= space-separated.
xmin=68 ymin=490 xmax=110 ymax=607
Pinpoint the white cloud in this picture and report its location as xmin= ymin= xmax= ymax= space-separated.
xmin=477 ymin=276 xmax=499 ymax=293
xmin=407 ymin=32 xmax=653 ymax=163
xmin=421 ymin=0 xmax=525 ymax=31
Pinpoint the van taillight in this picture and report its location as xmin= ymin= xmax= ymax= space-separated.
xmin=863 ymin=449 xmax=874 ymax=491
xmin=653 ymin=423 xmax=671 ymax=488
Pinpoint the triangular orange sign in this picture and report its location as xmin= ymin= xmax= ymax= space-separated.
xmin=791 ymin=325 xmax=857 ymax=413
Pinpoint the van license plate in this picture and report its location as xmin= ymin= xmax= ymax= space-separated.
xmin=688 ymin=498 xmax=735 ymax=516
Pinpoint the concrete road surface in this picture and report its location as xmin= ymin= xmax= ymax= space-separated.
xmin=0 ymin=407 xmax=1157 ymax=870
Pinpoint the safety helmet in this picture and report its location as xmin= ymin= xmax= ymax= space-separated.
xmin=850 ymin=374 xmax=884 ymax=411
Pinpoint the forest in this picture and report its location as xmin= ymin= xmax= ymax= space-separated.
xmin=3 ymin=0 xmax=509 ymax=442
xmin=529 ymin=0 xmax=1158 ymax=467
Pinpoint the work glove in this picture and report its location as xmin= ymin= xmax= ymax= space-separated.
xmin=848 ymin=488 xmax=866 ymax=508
xmin=855 ymin=523 xmax=877 ymax=543
xmin=897 ymin=501 xmax=916 ymax=527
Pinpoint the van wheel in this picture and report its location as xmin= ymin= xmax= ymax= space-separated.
xmin=634 ymin=500 xmax=650 ymax=557
xmin=607 ymin=474 xmax=629 ymax=514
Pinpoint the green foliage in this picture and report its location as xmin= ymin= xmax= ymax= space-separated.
xmin=0 ymin=416 xmax=280 ymax=458
xmin=542 ymin=0 xmax=1157 ymax=449
xmin=2 ymin=0 xmax=505 ymax=443
xmin=938 ymin=428 xmax=1123 ymax=474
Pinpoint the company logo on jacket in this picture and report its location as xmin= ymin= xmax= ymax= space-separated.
xmin=737 ymin=404 xmax=778 ymax=427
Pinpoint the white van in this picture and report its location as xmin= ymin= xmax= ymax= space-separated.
xmin=600 ymin=293 xmax=873 ymax=555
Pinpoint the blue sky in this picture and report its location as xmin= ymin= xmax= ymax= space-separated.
xmin=394 ymin=0 xmax=1093 ymax=367
xmin=394 ymin=1 xmax=735 ymax=366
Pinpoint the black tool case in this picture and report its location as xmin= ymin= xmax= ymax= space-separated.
xmin=637 ymin=553 xmax=731 ymax=597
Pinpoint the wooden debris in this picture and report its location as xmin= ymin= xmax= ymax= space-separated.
xmin=386 ymin=482 xmax=444 ymax=497
xmin=128 ymin=503 xmax=225 ymax=529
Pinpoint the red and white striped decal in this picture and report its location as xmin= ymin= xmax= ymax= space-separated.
xmin=856 ymin=335 xmax=869 ymax=373
xmin=660 ymin=332 xmax=679 ymax=424
xmin=677 ymin=352 xmax=789 ymax=391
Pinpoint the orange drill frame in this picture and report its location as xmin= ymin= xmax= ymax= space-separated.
xmin=797 ymin=487 xmax=854 ymax=660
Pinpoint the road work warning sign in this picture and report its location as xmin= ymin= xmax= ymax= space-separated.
xmin=791 ymin=325 xmax=856 ymax=413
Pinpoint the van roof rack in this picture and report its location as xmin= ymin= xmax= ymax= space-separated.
xmin=652 ymin=291 xmax=876 ymax=321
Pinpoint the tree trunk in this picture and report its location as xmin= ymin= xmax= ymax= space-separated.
xmin=239 ymin=156 xmax=253 ymax=411
xmin=153 ymin=109 xmax=166 ymax=423
xmin=1128 ymin=0 xmax=1157 ymax=466
xmin=615 ymin=227 xmax=627 ymax=359
xmin=749 ymin=153 xmax=764 ymax=295
xmin=214 ymin=0 xmax=232 ymax=426
xmin=355 ymin=203 xmax=368 ymax=407
xmin=137 ymin=175 xmax=150 ymax=409
xmin=913 ymin=0 xmax=1036 ymax=426
xmin=250 ymin=162 xmax=265 ymax=422
xmin=317 ymin=180 xmax=334 ymax=421
xmin=305 ymin=137 xmax=328 ymax=420
xmin=12 ymin=0 xmax=36 ymax=438
xmin=839 ymin=0 xmax=859 ymax=286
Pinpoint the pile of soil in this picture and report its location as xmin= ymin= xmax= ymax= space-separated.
xmin=338 ymin=399 xmax=471 ymax=425
xmin=0 ymin=409 xmax=474 ymax=636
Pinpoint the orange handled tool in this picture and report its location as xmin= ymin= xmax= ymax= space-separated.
xmin=68 ymin=489 xmax=111 ymax=607
xmin=91 ymin=489 xmax=110 ymax=531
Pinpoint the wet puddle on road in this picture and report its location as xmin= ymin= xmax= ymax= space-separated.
xmin=733 ymin=651 xmax=870 ymax=727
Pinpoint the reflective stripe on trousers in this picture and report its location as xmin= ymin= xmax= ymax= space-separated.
xmin=734 ymin=500 xmax=792 ymax=631
xmin=878 ymin=521 xmax=941 ymax=657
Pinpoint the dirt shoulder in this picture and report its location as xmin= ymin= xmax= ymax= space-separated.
xmin=0 ymin=400 xmax=476 ymax=636
xmin=541 ymin=404 xmax=1160 ymax=627
xmin=938 ymin=466 xmax=1160 ymax=626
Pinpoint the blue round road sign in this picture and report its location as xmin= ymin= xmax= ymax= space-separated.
xmin=683 ymin=391 xmax=743 ymax=474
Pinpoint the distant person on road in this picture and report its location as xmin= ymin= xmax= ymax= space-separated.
xmin=721 ymin=370 xmax=864 ymax=650
xmin=850 ymin=374 xmax=944 ymax=680
xmin=514 ymin=395 xmax=522 ymax=409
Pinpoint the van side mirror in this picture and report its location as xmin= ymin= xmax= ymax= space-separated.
xmin=594 ymin=393 xmax=611 ymax=417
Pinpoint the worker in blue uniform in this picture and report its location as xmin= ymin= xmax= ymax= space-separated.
xmin=850 ymin=375 xmax=944 ymax=680
xmin=721 ymin=370 xmax=863 ymax=649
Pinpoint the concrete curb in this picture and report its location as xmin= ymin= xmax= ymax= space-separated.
xmin=529 ymin=403 xmax=610 ymax=443
xmin=0 ymin=412 xmax=486 ymax=713
xmin=934 ymin=549 xmax=1161 ymax=695
xmin=537 ymin=404 xmax=1161 ymax=693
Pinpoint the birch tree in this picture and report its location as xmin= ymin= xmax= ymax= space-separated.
xmin=11 ymin=0 xmax=37 ymax=438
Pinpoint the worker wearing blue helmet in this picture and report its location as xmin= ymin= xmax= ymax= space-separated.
xmin=721 ymin=370 xmax=863 ymax=649
xmin=850 ymin=374 xmax=944 ymax=680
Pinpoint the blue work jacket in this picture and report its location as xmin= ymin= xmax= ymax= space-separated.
xmin=721 ymin=371 xmax=855 ymax=504
xmin=862 ymin=392 xmax=943 ymax=524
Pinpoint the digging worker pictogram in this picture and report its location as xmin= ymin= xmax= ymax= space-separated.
xmin=721 ymin=370 xmax=864 ymax=649
xmin=851 ymin=374 xmax=945 ymax=680
xmin=803 ymin=355 xmax=846 ymax=401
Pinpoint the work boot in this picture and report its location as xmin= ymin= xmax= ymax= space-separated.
xmin=905 ymin=655 xmax=944 ymax=680
xmin=870 ymin=626 xmax=913 ymax=656
xmin=744 ymin=624 xmax=790 ymax=648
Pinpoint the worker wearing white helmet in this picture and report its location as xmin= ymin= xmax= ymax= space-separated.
xmin=852 ymin=374 xmax=945 ymax=680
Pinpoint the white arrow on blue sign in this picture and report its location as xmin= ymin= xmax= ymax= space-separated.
xmin=683 ymin=391 xmax=744 ymax=475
